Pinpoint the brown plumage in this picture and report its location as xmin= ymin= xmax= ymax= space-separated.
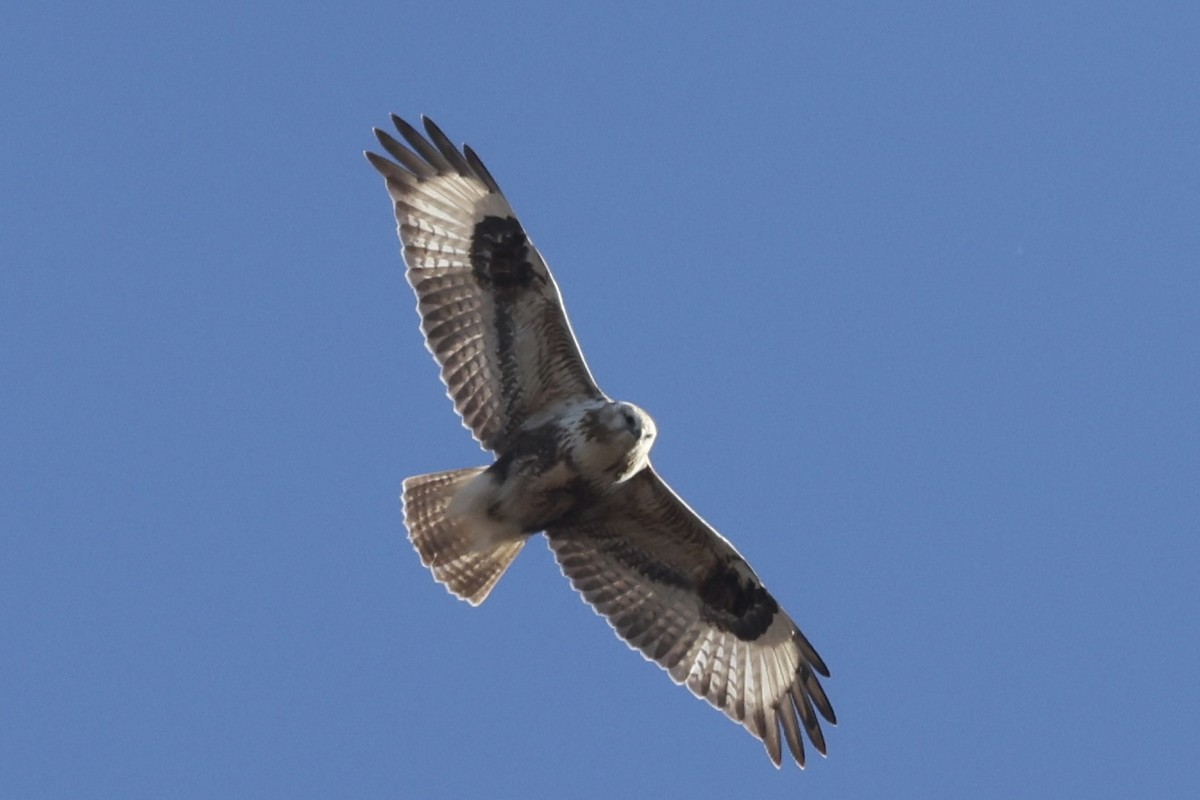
xmin=367 ymin=115 xmax=835 ymax=768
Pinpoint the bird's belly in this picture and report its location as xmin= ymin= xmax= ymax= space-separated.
xmin=495 ymin=455 xmax=611 ymax=533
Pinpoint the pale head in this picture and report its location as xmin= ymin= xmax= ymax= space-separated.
xmin=610 ymin=400 xmax=657 ymax=481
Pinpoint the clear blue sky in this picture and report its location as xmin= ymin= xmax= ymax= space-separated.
xmin=3 ymin=2 xmax=1197 ymax=797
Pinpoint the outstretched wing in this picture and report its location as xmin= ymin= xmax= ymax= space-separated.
xmin=366 ymin=116 xmax=602 ymax=452
xmin=546 ymin=468 xmax=836 ymax=768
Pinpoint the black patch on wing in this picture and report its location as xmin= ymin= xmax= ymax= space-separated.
xmin=471 ymin=216 xmax=540 ymax=290
xmin=697 ymin=560 xmax=780 ymax=641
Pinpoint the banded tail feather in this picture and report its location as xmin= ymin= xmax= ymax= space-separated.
xmin=402 ymin=467 xmax=526 ymax=605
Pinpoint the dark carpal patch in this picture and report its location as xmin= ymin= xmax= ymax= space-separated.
xmin=698 ymin=560 xmax=779 ymax=641
xmin=471 ymin=216 xmax=541 ymax=289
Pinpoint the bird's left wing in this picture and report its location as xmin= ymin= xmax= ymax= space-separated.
xmin=366 ymin=116 xmax=602 ymax=453
xmin=545 ymin=468 xmax=836 ymax=768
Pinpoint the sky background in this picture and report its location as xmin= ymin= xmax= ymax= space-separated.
xmin=3 ymin=2 xmax=1198 ymax=797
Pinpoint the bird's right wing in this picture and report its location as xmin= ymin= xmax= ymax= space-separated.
xmin=366 ymin=116 xmax=603 ymax=452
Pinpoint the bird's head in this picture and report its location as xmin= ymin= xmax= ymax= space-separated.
xmin=612 ymin=401 xmax=657 ymax=480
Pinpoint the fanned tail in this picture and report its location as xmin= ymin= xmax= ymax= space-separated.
xmin=402 ymin=467 xmax=526 ymax=605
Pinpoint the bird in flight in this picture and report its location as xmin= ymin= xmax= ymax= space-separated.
xmin=366 ymin=116 xmax=836 ymax=768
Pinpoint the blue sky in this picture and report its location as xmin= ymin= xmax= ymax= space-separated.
xmin=3 ymin=2 xmax=1198 ymax=797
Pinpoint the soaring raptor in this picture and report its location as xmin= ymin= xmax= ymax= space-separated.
xmin=366 ymin=116 xmax=836 ymax=768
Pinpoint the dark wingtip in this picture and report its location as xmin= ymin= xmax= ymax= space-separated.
xmin=463 ymin=143 xmax=503 ymax=194
xmin=371 ymin=127 xmax=398 ymax=158
xmin=372 ymin=125 xmax=440 ymax=178
xmin=795 ymin=628 xmax=831 ymax=677
xmin=374 ymin=113 xmax=505 ymax=193
xmin=388 ymin=113 xmax=451 ymax=173
xmin=390 ymin=113 xmax=419 ymax=139
xmin=364 ymin=150 xmax=390 ymax=172
xmin=420 ymin=116 xmax=472 ymax=176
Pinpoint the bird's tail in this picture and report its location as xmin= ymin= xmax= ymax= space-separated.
xmin=402 ymin=467 xmax=527 ymax=606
